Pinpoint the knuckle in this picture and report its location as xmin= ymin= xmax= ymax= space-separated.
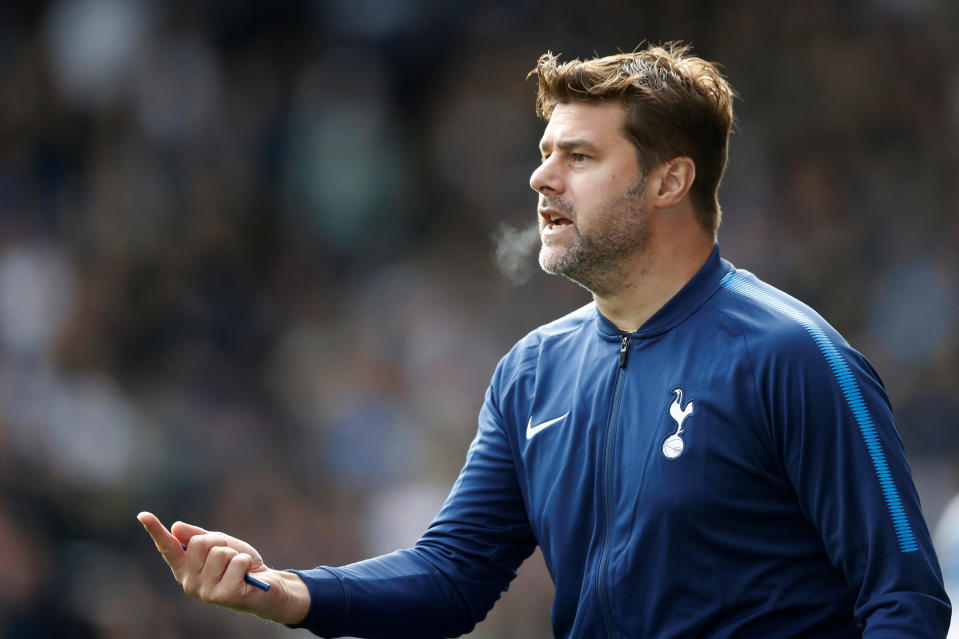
xmin=181 ymin=577 xmax=199 ymax=598
xmin=211 ymin=546 xmax=237 ymax=561
xmin=193 ymin=532 xmax=216 ymax=548
xmin=197 ymin=532 xmax=229 ymax=552
xmin=195 ymin=581 xmax=219 ymax=603
xmin=185 ymin=536 xmax=205 ymax=552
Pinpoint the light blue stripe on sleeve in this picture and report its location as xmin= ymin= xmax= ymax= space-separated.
xmin=720 ymin=271 xmax=919 ymax=553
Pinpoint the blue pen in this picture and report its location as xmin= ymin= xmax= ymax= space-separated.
xmin=179 ymin=541 xmax=271 ymax=591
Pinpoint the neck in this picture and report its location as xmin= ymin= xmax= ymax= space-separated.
xmin=593 ymin=234 xmax=714 ymax=333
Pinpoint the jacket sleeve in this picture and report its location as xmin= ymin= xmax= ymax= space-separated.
xmin=759 ymin=320 xmax=950 ymax=637
xmin=289 ymin=364 xmax=537 ymax=638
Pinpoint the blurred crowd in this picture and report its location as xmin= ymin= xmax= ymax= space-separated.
xmin=0 ymin=1 xmax=957 ymax=637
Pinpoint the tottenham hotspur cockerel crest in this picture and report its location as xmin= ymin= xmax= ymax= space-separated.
xmin=662 ymin=388 xmax=694 ymax=460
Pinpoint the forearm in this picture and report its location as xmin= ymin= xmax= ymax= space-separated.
xmin=288 ymin=549 xmax=480 ymax=639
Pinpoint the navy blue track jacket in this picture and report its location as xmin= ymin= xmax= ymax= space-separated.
xmin=291 ymin=246 xmax=950 ymax=638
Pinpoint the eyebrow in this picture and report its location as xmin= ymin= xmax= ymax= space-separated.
xmin=539 ymin=138 xmax=600 ymax=155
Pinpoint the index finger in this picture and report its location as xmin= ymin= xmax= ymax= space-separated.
xmin=137 ymin=511 xmax=186 ymax=568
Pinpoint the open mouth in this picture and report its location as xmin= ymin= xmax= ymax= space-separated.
xmin=540 ymin=209 xmax=573 ymax=230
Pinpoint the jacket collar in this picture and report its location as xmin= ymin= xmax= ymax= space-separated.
xmin=594 ymin=243 xmax=731 ymax=340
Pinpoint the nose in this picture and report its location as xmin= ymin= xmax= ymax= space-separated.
xmin=530 ymin=157 xmax=564 ymax=196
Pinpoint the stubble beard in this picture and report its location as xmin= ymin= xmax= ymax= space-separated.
xmin=538 ymin=177 xmax=649 ymax=296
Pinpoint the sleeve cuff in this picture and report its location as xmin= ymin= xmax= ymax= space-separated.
xmin=283 ymin=566 xmax=348 ymax=636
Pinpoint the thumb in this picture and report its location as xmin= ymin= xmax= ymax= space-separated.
xmin=137 ymin=511 xmax=186 ymax=569
xmin=171 ymin=520 xmax=209 ymax=546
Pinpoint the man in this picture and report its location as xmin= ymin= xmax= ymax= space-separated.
xmin=139 ymin=43 xmax=951 ymax=637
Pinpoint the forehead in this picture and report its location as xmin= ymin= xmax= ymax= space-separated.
xmin=539 ymin=101 xmax=629 ymax=150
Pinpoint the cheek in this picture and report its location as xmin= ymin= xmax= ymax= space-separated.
xmin=607 ymin=170 xmax=637 ymax=193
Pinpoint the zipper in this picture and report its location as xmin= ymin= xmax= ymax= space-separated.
xmin=597 ymin=334 xmax=631 ymax=638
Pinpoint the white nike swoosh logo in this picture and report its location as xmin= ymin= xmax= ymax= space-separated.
xmin=526 ymin=411 xmax=570 ymax=440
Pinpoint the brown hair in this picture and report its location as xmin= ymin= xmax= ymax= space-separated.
xmin=529 ymin=43 xmax=736 ymax=236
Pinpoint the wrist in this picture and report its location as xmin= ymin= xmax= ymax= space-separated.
xmin=260 ymin=569 xmax=311 ymax=625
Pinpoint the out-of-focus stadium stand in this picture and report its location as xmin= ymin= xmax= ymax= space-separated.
xmin=0 ymin=1 xmax=957 ymax=636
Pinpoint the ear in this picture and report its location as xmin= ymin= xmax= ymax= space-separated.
xmin=650 ymin=157 xmax=696 ymax=209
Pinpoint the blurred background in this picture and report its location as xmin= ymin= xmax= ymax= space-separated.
xmin=0 ymin=0 xmax=957 ymax=637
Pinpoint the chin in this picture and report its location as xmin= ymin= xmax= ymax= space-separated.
xmin=538 ymin=247 xmax=567 ymax=275
xmin=538 ymin=246 xmax=556 ymax=272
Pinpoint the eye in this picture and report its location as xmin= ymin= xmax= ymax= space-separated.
xmin=569 ymin=153 xmax=589 ymax=165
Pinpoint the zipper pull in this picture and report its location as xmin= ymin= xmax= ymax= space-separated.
xmin=619 ymin=335 xmax=630 ymax=368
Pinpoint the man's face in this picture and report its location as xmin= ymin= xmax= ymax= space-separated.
xmin=530 ymin=101 xmax=649 ymax=295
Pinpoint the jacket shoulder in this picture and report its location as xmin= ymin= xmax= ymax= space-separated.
xmin=708 ymin=267 xmax=863 ymax=375
xmin=494 ymin=302 xmax=595 ymax=386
